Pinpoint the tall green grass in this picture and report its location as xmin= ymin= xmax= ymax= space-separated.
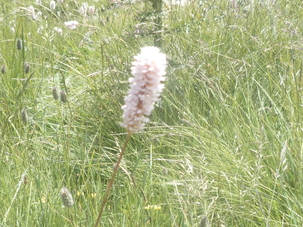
xmin=1 ymin=0 xmax=303 ymax=226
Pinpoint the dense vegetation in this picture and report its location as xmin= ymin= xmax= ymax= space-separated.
xmin=1 ymin=0 xmax=303 ymax=226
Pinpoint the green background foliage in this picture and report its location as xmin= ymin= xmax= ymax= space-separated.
xmin=1 ymin=0 xmax=303 ymax=226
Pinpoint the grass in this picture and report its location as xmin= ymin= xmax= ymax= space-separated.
xmin=1 ymin=0 xmax=303 ymax=226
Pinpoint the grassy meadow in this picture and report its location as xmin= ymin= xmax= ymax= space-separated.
xmin=1 ymin=0 xmax=303 ymax=226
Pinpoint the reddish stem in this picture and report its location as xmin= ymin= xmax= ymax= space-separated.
xmin=94 ymin=132 xmax=132 ymax=227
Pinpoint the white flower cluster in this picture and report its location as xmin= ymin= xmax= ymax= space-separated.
xmin=64 ymin=20 xmax=79 ymax=29
xmin=79 ymin=2 xmax=95 ymax=16
xmin=54 ymin=27 xmax=63 ymax=35
xmin=27 ymin=5 xmax=42 ymax=20
xmin=122 ymin=46 xmax=167 ymax=133
xmin=19 ymin=1 xmax=96 ymax=34
xmin=164 ymin=0 xmax=190 ymax=6
xmin=50 ymin=0 xmax=56 ymax=11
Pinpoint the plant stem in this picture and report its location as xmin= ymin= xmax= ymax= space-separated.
xmin=152 ymin=0 xmax=163 ymax=47
xmin=94 ymin=132 xmax=132 ymax=227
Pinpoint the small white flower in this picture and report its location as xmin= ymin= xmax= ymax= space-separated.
xmin=64 ymin=21 xmax=79 ymax=29
xmin=54 ymin=27 xmax=63 ymax=35
xmin=58 ymin=0 xmax=64 ymax=3
xmin=37 ymin=26 xmax=44 ymax=34
xmin=27 ymin=5 xmax=38 ymax=20
xmin=10 ymin=21 xmax=16 ymax=33
xmin=88 ymin=6 xmax=95 ymax=14
xmin=79 ymin=2 xmax=88 ymax=16
xmin=82 ymin=2 xmax=89 ymax=11
xmin=164 ymin=0 xmax=189 ymax=6
xmin=50 ymin=0 xmax=56 ymax=11
xmin=79 ymin=6 xmax=85 ymax=16
xmin=28 ymin=5 xmax=35 ymax=13
xmin=35 ymin=0 xmax=41 ymax=5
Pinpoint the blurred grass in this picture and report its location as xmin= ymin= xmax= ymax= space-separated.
xmin=1 ymin=0 xmax=303 ymax=226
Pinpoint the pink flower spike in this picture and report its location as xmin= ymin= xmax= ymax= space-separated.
xmin=122 ymin=46 xmax=167 ymax=133
xmin=64 ymin=21 xmax=79 ymax=29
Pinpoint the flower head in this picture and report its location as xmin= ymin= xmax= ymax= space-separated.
xmin=27 ymin=5 xmax=38 ymax=20
xmin=52 ymin=87 xmax=59 ymax=100
xmin=64 ymin=20 xmax=79 ymax=29
xmin=1 ymin=65 xmax=6 ymax=74
xmin=88 ymin=6 xmax=95 ymax=15
xmin=24 ymin=62 xmax=30 ymax=74
xmin=79 ymin=3 xmax=88 ymax=16
xmin=60 ymin=187 xmax=74 ymax=208
xmin=54 ymin=27 xmax=63 ymax=36
xmin=60 ymin=90 xmax=67 ymax=103
xmin=50 ymin=1 xmax=56 ymax=11
xmin=16 ymin=38 xmax=22 ymax=50
xmin=21 ymin=108 xmax=28 ymax=123
xmin=122 ymin=46 xmax=167 ymax=133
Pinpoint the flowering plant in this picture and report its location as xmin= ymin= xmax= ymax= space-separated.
xmin=95 ymin=46 xmax=167 ymax=226
xmin=64 ymin=21 xmax=79 ymax=29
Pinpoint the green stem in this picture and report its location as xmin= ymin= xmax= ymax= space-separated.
xmin=153 ymin=0 xmax=163 ymax=47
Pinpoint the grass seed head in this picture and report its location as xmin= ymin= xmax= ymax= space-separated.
xmin=60 ymin=90 xmax=67 ymax=103
xmin=60 ymin=187 xmax=74 ymax=208
xmin=1 ymin=65 xmax=5 ymax=74
xmin=52 ymin=87 xmax=59 ymax=100
xmin=199 ymin=216 xmax=210 ymax=227
xmin=24 ymin=63 xmax=30 ymax=74
xmin=17 ymin=38 xmax=22 ymax=50
xmin=21 ymin=108 xmax=28 ymax=123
